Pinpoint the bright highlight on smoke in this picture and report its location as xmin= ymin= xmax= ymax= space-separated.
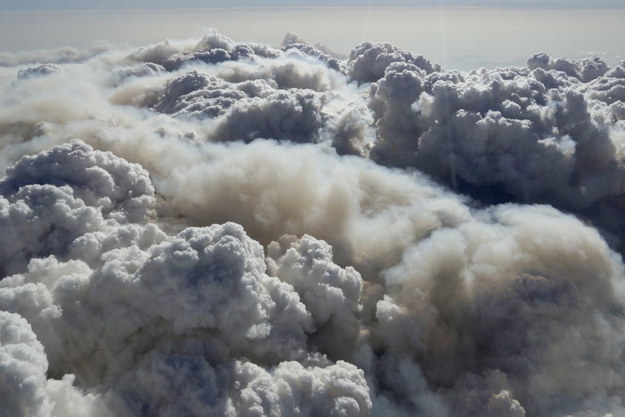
xmin=1 ymin=29 xmax=625 ymax=417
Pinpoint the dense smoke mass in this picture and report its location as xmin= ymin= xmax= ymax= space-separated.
xmin=1 ymin=28 xmax=625 ymax=417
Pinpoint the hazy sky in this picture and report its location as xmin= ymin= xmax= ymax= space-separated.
xmin=1 ymin=0 xmax=625 ymax=10
xmin=1 ymin=6 xmax=623 ymax=70
xmin=1 ymin=1 xmax=624 ymax=71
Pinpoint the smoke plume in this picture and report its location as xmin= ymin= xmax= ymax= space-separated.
xmin=1 ymin=29 xmax=625 ymax=417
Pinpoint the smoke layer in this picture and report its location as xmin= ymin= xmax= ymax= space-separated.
xmin=1 ymin=29 xmax=625 ymax=417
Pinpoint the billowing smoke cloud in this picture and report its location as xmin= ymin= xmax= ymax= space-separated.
xmin=367 ymin=52 xmax=625 ymax=247
xmin=1 ymin=29 xmax=625 ymax=417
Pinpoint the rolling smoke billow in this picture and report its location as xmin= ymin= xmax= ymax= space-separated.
xmin=2 ymin=29 xmax=625 ymax=417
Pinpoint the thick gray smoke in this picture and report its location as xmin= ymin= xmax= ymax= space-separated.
xmin=1 ymin=29 xmax=625 ymax=417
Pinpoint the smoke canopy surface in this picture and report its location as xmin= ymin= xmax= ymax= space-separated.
xmin=1 ymin=29 xmax=625 ymax=417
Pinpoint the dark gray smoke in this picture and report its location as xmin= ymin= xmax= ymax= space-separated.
xmin=1 ymin=30 xmax=625 ymax=417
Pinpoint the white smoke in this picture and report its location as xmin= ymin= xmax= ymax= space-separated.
xmin=1 ymin=29 xmax=625 ymax=417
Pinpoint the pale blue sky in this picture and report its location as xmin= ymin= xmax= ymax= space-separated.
xmin=1 ymin=0 xmax=624 ymax=10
